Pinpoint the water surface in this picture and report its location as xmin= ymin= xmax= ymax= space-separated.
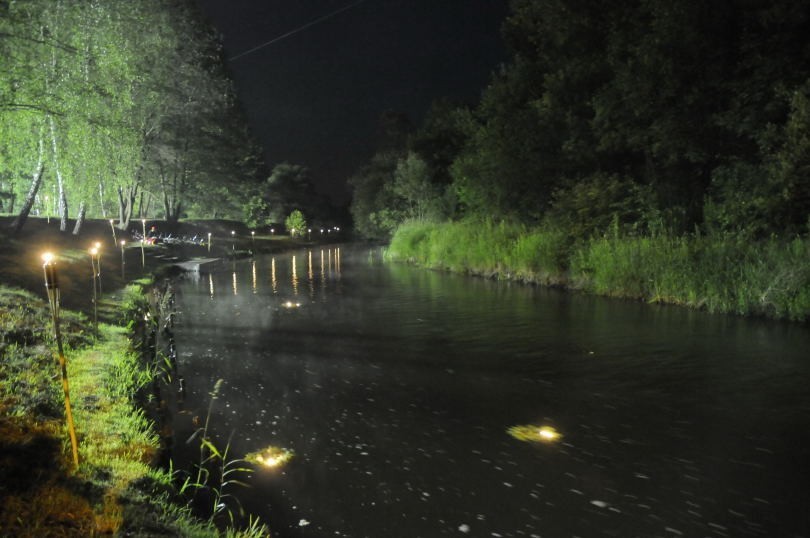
xmin=170 ymin=247 xmax=810 ymax=537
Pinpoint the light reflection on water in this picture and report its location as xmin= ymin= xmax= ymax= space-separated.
xmin=172 ymin=247 xmax=810 ymax=538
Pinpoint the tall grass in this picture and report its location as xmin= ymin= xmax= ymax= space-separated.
xmin=387 ymin=220 xmax=810 ymax=321
xmin=388 ymin=219 xmax=570 ymax=284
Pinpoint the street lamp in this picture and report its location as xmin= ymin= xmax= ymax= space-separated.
xmin=251 ymin=230 xmax=255 ymax=248
xmin=41 ymin=252 xmax=80 ymax=468
xmin=231 ymin=230 xmax=235 ymax=252
xmin=307 ymin=228 xmax=311 ymax=240
xmin=207 ymin=232 xmax=212 ymax=253
xmin=109 ymin=219 xmax=117 ymax=247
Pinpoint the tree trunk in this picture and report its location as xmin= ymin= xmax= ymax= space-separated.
xmin=98 ymin=181 xmax=107 ymax=218
xmin=48 ymin=116 xmax=69 ymax=232
xmin=72 ymin=201 xmax=86 ymax=235
xmin=10 ymin=136 xmax=46 ymax=235
xmin=116 ymin=184 xmax=138 ymax=230
xmin=137 ymin=191 xmax=145 ymax=218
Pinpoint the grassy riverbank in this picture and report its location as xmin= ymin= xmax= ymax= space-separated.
xmin=0 ymin=218 xmax=277 ymax=536
xmin=387 ymin=219 xmax=810 ymax=322
xmin=0 ymin=283 xmax=233 ymax=535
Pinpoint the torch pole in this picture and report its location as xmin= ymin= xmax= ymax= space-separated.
xmin=43 ymin=258 xmax=80 ymax=469
xmin=89 ymin=249 xmax=98 ymax=338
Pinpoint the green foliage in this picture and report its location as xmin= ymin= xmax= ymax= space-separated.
xmin=388 ymin=219 xmax=570 ymax=285
xmin=388 ymin=219 xmax=810 ymax=321
xmin=349 ymin=151 xmax=406 ymax=240
xmin=549 ymin=174 xmax=654 ymax=239
xmin=284 ymin=209 xmax=307 ymax=237
xmin=243 ymin=196 xmax=270 ymax=229
xmin=349 ymin=0 xmax=810 ymax=237
xmin=0 ymin=0 xmax=263 ymax=228
xmin=570 ymin=233 xmax=810 ymax=320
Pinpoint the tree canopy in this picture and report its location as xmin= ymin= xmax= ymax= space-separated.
xmin=1 ymin=0 xmax=264 ymax=233
xmin=350 ymin=0 xmax=810 ymax=240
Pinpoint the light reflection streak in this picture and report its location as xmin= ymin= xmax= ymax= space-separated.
xmin=232 ymin=271 xmax=238 ymax=296
xmin=291 ymin=255 xmax=298 ymax=296
xmin=252 ymin=260 xmax=257 ymax=294
xmin=307 ymin=250 xmax=314 ymax=298
xmin=208 ymin=273 xmax=214 ymax=299
xmin=271 ymin=257 xmax=277 ymax=294
xmin=320 ymin=249 xmax=325 ymax=276
xmin=335 ymin=247 xmax=341 ymax=279
xmin=320 ymin=249 xmax=326 ymax=297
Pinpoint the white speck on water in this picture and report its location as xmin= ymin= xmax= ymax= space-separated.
xmin=634 ymin=473 xmax=650 ymax=479
xmin=569 ymin=489 xmax=584 ymax=495
xmin=458 ymin=523 xmax=470 ymax=533
xmin=298 ymin=519 xmax=310 ymax=527
xmin=503 ymin=482 xmax=514 ymax=488
xmin=590 ymin=500 xmax=608 ymax=508
xmin=664 ymin=528 xmax=683 ymax=536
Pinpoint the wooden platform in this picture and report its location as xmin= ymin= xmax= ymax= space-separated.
xmin=173 ymin=258 xmax=223 ymax=273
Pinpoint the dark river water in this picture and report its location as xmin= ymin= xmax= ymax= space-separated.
xmin=168 ymin=246 xmax=810 ymax=538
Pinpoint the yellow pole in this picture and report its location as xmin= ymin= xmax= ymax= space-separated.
xmin=42 ymin=255 xmax=80 ymax=469
xmin=89 ymin=248 xmax=98 ymax=338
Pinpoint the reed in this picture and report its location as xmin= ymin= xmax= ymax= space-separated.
xmin=387 ymin=219 xmax=810 ymax=321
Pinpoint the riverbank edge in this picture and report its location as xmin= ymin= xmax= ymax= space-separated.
xmin=0 ymin=273 xmax=268 ymax=536
xmin=386 ymin=219 xmax=810 ymax=322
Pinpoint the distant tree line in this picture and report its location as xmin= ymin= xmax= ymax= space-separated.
xmin=350 ymin=0 xmax=810 ymax=241
xmin=1 ymin=0 xmax=264 ymax=234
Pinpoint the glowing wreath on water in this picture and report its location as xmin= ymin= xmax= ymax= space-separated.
xmin=507 ymin=425 xmax=562 ymax=443
xmin=245 ymin=445 xmax=294 ymax=469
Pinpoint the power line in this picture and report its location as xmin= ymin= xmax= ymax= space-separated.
xmin=229 ymin=0 xmax=369 ymax=62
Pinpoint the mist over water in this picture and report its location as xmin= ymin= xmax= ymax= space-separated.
xmin=169 ymin=246 xmax=810 ymax=538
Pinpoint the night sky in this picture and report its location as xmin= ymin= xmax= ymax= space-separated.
xmin=194 ymin=0 xmax=509 ymax=203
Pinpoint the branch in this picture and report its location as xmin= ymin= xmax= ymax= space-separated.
xmin=0 ymin=32 xmax=78 ymax=54
xmin=0 ymin=102 xmax=63 ymax=115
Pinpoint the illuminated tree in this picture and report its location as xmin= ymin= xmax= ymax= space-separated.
xmin=284 ymin=210 xmax=307 ymax=238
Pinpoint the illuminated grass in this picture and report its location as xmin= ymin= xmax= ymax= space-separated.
xmin=1 ymin=285 xmax=268 ymax=536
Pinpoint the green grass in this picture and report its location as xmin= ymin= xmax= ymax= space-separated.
xmin=0 ymin=285 xmax=270 ymax=536
xmin=387 ymin=219 xmax=810 ymax=321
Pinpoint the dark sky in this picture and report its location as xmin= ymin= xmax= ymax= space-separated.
xmin=194 ymin=0 xmax=509 ymax=204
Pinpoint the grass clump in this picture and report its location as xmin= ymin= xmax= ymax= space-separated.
xmin=387 ymin=219 xmax=810 ymax=321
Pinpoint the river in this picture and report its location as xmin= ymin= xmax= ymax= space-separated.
xmin=168 ymin=246 xmax=810 ymax=538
